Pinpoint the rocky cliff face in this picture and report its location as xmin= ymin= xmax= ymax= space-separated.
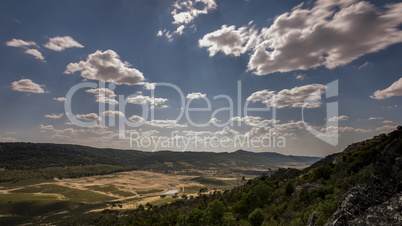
xmin=325 ymin=132 xmax=402 ymax=226
xmin=325 ymin=182 xmax=401 ymax=225
xmin=352 ymin=193 xmax=402 ymax=225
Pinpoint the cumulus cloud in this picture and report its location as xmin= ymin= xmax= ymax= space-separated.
xmin=6 ymin=38 xmax=45 ymax=61
xmin=370 ymin=77 xmax=402 ymax=99
xmin=247 ymin=84 xmax=324 ymax=108
xmin=64 ymin=50 xmax=145 ymax=85
xmin=5 ymin=38 xmax=38 ymax=48
xmin=11 ymin=79 xmax=46 ymax=93
xmin=172 ymin=0 xmax=217 ymax=25
xmin=127 ymin=94 xmax=168 ymax=107
xmin=142 ymin=82 xmax=156 ymax=90
xmin=45 ymin=113 xmax=64 ymax=119
xmin=53 ymin=97 xmax=66 ymax=102
xmin=74 ymin=113 xmax=101 ymax=121
xmin=208 ymin=117 xmax=220 ymax=124
xmin=186 ymin=92 xmax=206 ymax=99
xmin=230 ymin=116 xmax=278 ymax=126
xmin=375 ymin=125 xmax=396 ymax=133
xmin=318 ymin=124 xmax=371 ymax=133
xmin=86 ymin=88 xmax=118 ymax=105
xmin=102 ymin=110 xmax=125 ymax=117
xmin=24 ymin=49 xmax=45 ymax=61
xmin=200 ymin=0 xmax=402 ymax=75
xmin=381 ymin=120 xmax=394 ymax=124
xmin=44 ymin=36 xmax=84 ymax=51
xmin=129 ymin=115 xmax=145 ymax=123
xmin=199 ymin=24 xmax=258 ymax=57
xmin=328 ymin=115 xmax=349 ymax=122
xmin=158 ymin=0 xmax=217 ymax=41
xmin=145 ymin=120 xmax=187 ymax=128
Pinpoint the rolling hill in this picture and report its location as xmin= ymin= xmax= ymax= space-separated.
xmin=0 ymin=143 xmax=320 ymax=182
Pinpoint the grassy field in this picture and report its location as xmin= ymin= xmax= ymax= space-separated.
xmin=0 ymin=170 xmax=249 ymax=225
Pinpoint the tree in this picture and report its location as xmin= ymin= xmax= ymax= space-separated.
xmin=249 ymin=208 xmax=264 ymax=226
xmin=285 ymin=182 xmax=294 ymax=196
xmin=206 ymin=199 xmax=225 ymax=224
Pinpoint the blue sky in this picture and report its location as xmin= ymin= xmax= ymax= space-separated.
xmin=1 ymin=0 xmax=402 ymax=156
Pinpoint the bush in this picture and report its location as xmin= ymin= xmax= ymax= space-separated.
xmin=248 ymin=208 xmax=264 ymax=226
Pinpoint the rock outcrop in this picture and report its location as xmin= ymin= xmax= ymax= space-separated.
xmin=292 ymin=183 xmax=324 ymax=198
xmin=352 ymin=193 xmax=402 ymax=225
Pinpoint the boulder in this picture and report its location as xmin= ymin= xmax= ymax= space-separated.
xmin=292 ymin=183 xmax=324 ymax=198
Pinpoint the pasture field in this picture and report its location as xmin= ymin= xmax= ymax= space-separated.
xmin=0 ymin=170 xmax=247 ymax=225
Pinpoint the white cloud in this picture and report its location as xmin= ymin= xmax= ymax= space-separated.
xmin=186 ymin=92 xmax=206 ymax=99
xmin=142 ymin=82 xmax=156 ymax=90
xmin=45 ymin=113 xmax=64 ymax=119
xmin=368 ymin=117 xmax=384 ymax=120
xmin=38 ymin=124 xmax=54 ymax=130
xmin=375 ymin=125 xmax=396 ymax=133
xmin=158 ymin=0 xmax=217 ymax=41
xmin=5 ymin=38 xmax=38 ymax=48
xmin=321 ymin=126 xmax=371 ymax=133
xmin=86 ymin=125 xmax=111 ymax=135
xmin=354 ymin=128 xmax=372 ymax=133
xmin=129 ymin=115 xmax=145 ymax=123
xmin=86 ymin=88 xmax=118 ymax=105
xmin=208 ymin=117 xmax=220 ymax=124
xmin=358 ymin=61 xmax=371 ymax=69
xmin=53 ymin=97 xmax=66 ymax=102
xmin=6 ymin=39 xmax=45 ymax=61
xmin=102 ymin=110 xmax=125 ymax=117
xmin=230 ymin=116 xmax=278 ymax=126
xmin=370 ymin=77 xmax=402 ymax=99
xmin=0 ymin=137 xmax=19 ymax=142
xmin=44 ymin=36 xmax=84 ymax=51
xmin=24 ymin=49 xmax=45 ymax=61
xmin=381 ymin=120 xmax=394 ymax=124
xmin=64 ymin=50 xmax=145 ymax=85
xmin=11 ymin=79 xmax=46 ymax=93
xmin=200 ymin=0 xmax=402 ymax=76
xmin=199 ymin=24 xmax=258 ymax=57
xmin=247 ymin=84 xmax=324 ymax=108
xmin=127 ymin=94 xmax=168 ymax=107
xmin=145 ymin=120 xmax=187 ymax=128
xmin=295 ymin=74 xmax=306 ymax=80
xmin=328 ymin=115 xmax=349 ymax=122
xmin=174 ymin=25 xmax=186 ymax=35
xmin=157 ymin=29 xmax=174 ymax=42
xmin=75 ymin=113 xmax=101 ymax=121
xmin=172 ymin=0 xmax=217 ymax=25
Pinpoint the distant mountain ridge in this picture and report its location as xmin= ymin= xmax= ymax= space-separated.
xmin=0 ymin=142 xmax=321 ymax=179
